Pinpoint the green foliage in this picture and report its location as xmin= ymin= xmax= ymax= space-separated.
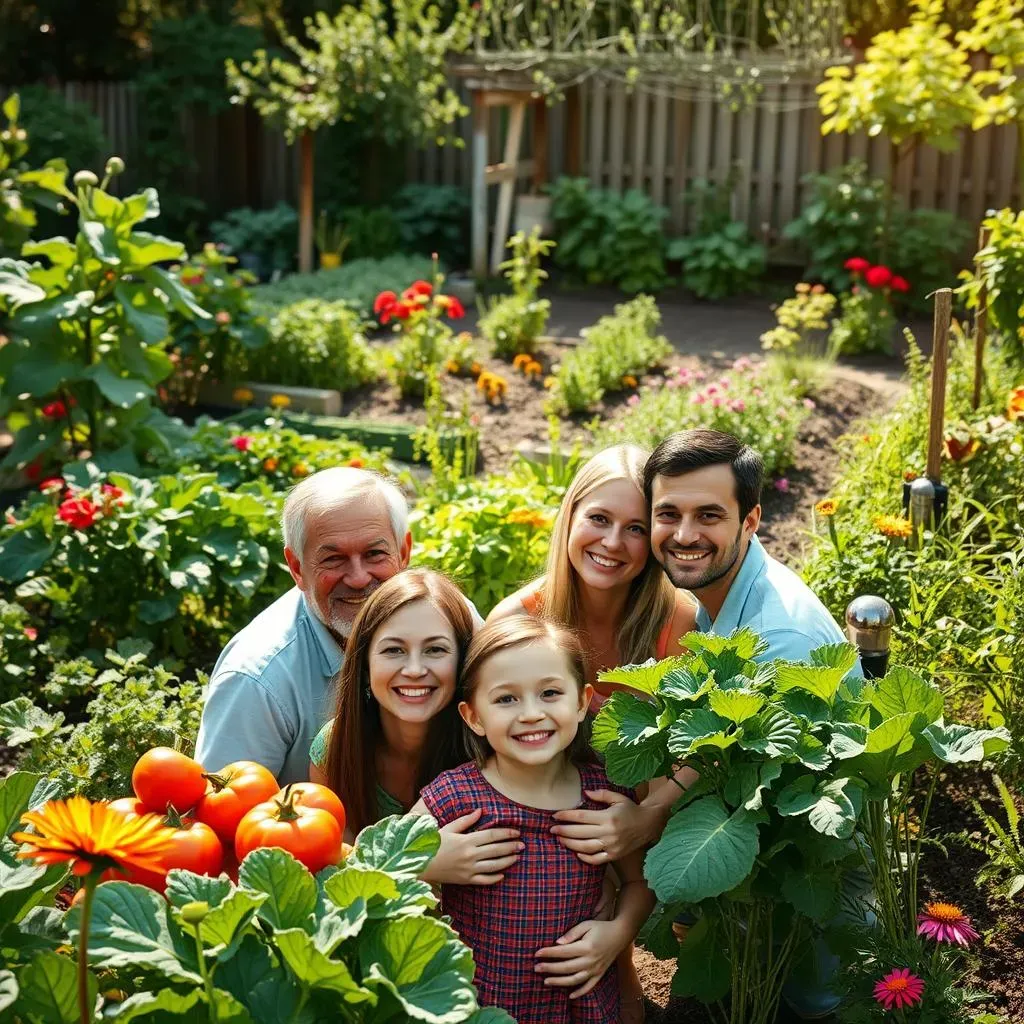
xmin=760 ymin=284 xmax=838 ymax=356
xmin=594 ymin=633 xmax=1008 ymax=1024
xmin=547 ymin=295 xmax=672 ymax=414
xmin=0 ymin=641 xmax=206 ymax=801
xmin=0 ymin=802 xmax=503 ymax=1023
xmin=668 ymin=178 xmax=766 ymax=300
xmin=818 ymin=0 xmax=981 ymax=151
xmin=479 ymin=228 xmax=554 ymax=358
xmin=164 ymin=243 xmax=269 ymax=408
xmin=209 ymin=203 xmax=298 ymax=277
xmin=959 ymin=0 xmax=1024 ymax=131
xmin=393 ymin=184 xmax=471 ymax=267
xmin=340 ymin=205 xmax=402 ymax=260
xmin=964 ymin=775 xmax=1024 ymax=902
xmin=0 ymin=468 xmax=288 ymax=676
xmin=14 ymin=85 xmax=107 ymax=177
xmin=829 ymin=288 xmax=896 ymax=356
xmin=0 ymin=165 xmax=209 ymax=478
xmin=0 ymin=601 xmax=45 ymax=702
xmin=959 ymin=208 xmax=1024 ymax=359
xmin=594 ymin=357 xmax=809 ymax=477
xmin=888 ymin=206 xmax=970 ymax=305
xmin=548 ymin=176 xmax=669 ymax=293
xmin=233 ymin=298 xmax=377 ymax=393
xmin=0 ymin=94 xmax=69 ymax=257
xmin=252 ymin=254 xmax=435 ymax=317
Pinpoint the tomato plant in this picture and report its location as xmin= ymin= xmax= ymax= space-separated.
xmin=195 ymin=760 xmax=279 ymax=842
xmin=132 ymin=747 xmax=207 ymax=814
xmin=235 ymin=789 xmax=342 ymax=873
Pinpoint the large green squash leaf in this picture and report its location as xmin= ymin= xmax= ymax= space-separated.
xmin=350 ymin=814 xmax=441 ymax=877
xmin=669 ymin=915 xmax=731 ymax=1003
xmin=15 ymin=951 xmax=95 ymax=1024
xmin=922 ymin=723 xmax=1011 ymax=764
xmin=865 ymin=667 xmax=943 ymax=724
xmin=237 ymin=848 xmax=316 ymax=932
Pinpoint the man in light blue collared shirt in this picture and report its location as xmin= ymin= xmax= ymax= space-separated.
xmin=645 ymin=428 xmax=861 ymax=675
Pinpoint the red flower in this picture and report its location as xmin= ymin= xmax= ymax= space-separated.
xmin=102 ymin=484 xmax=124 ymax=500
xmin=230 ymin=435 xmax=253 ymax=452
xmin=374 ymin=290 xmax=398 ymax=318
xmin=890 ymin=275 xmax=910 ymax=293
xmin=42 ymin=401 xmax=67 ymax=420
xmin=441 ymin=295 xmax=466 ymax=319
xmin=865 ymin=265 xmax=893 ymax=289
xmin=844 ymin=257 xmax=870 ymax=274
xmin=23 ymin=627 xmax=38 ymax=642
xmin=57 ymin=495 xmax=100 ymax=530
xmin=24 ymin=460 xmax=42 ymax=482
xmin=409 ymin=280 xmax=433 ymax=297
xmin=39 ymin=477 xmax=65 ymax=494
xmin=392 ymin=301 xmax=414 ymax=320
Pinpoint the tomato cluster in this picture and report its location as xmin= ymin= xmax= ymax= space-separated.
xmin=103 ymin=747 xmax=349 ymax=892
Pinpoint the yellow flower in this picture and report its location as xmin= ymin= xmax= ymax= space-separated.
xmin=621 ymin=375 xmax=638 ymax=388
xmin=263 ymin=457 xmax=279 ymax=472
xmin=470 ymin=362 xmax=482 ymax=376
xmin=506 ymin=508 xmax=552 ymax=528
xmin=291 ymin=462 xmax=309 ymax=478
xmin=815 ymin=499 xmax=838 ymax=517
xmin=269 ymin=393 xmax=290 ymax=409
xmin=12 ymin=796 xmax=172 ymax=877
xmin=795 ymin=282 xmax=811 ymax=294
xmin=513 ymin=353 xmax=531 ymax=371
xmin=1007 ymin=386 xmax=1024 ymax=421
xmin=525 ymin=360 xmax=543 ymax=379
xmin=873 ymin=514 xmax=913 ymax=539
xmin=232 ymin=387 xmax=254 ymax=404
xmin=445 ymin=360 xmax=460 ymax=374
xmin=543 ymin=376 xmax=557 ymax=389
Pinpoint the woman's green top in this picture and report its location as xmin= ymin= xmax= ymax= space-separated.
xmin=309 ymin=719 xmax=407 ymax=821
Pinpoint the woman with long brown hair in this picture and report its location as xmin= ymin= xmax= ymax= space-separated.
xmin=310 ymin=568 xmax=523 ymax=883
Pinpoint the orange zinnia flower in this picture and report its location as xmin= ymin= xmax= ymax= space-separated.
xmin=815 ymin=499 xmax=838 ymax=517
xmin=1007 ymin=386 xmax=1024 ymax=421
xmin=13 ymin=796 xmax=172 ymax=877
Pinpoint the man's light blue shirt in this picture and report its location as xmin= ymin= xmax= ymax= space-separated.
xmin=195 ymin=587 xmax=342 ymax=786
xmin=694 ymin=535 xmax=863 ymax=676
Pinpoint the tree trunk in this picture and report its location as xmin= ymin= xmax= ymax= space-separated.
xmin=298 ymin=130 xmax=315 ymax=273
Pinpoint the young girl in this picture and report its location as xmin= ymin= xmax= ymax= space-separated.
xmin=410 ymin=616 xmax=655 ymax=1024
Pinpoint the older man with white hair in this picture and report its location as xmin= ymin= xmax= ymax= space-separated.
xmin=196 ymin=466 xmax=431 ymax=785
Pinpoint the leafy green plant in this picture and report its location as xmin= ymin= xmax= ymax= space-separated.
xmin=0 ymin=599 xmax=45 ymax=701
xmin=0 ymin=93 xmax=69 ymax=257
xmin=232 ymin=298 xmax=377 ymax=393
xmin=393 ymin=183 xmax=471 ymax=266
xmin=829 ymin=288 xmax=896 ymax=356
xmin=593 ymin=356 xmax=810 ymax=476
xmin=335 ymin=206 xmax=402 ymax=260
xmin=965 ymin=774 xmax=1024 ymax=901
xmin=888 ymin=207 xmax=970 ymax=309
xmin=315 ymin=209 xmax=350 ymax=262
xmin=479 ymin=228 xmax=554 ymax=358
xmin=668 ymin=177 xmax=766 ymax=300
xmin=209 ymin=202 xmax=298 ymax=278
xmin=548 ymin=176 xmax=669 ymax=292
xmin=252 ymin=254 xmax=435 ymax=317
xmin=0 ymin=640 xmax=206 ymax=800
xmin=546 ymin=295 xmax=672 ymax=414
xmin=593 ymin=631 xmax=1009 ymax=1024
xmin=0 ymin=789 xmax=513 ymax=1024
xmin=14 ymin=84 xmax=106 ymax=182
xmin=0 ymin=468 xmax=288 ymax=673
xmin=0 ymin=162 xmax=209 ymax=481
xmin=163 ymin=243 xmax=269 ymax=409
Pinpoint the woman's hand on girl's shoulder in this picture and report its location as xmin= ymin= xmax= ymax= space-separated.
xmin=534 ymin=918 xmax=630 ymax=998
xmin=417 ymin=807 xmax=524 ymax=886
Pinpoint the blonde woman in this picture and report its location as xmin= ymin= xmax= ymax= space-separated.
xmin=488 ymin=444 xmax=699 ymax=1024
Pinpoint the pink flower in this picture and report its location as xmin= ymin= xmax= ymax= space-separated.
xmin=23 ymin=627 xmax=38 ymax=642
xmin=231 ymin=435 xmax=253 ymax=452
xmin=711 ymin=396 xmax=724 ymax=408
xmin=691 ymin=392 xmax=707 ymax=406
xmin=627 ymin=395 xmax=640 ymax=407
xmin=728 ymin=399 xmax=746 ymax=413
xmin=774 ymin=477 xmax=790 ymax=492
xmin=917 ymin=903 xmax=979 ymax=947
xmin=873 ymin=969 xmax=924 ymax=1011
xmin=732 ymin=357 xmax=752 ymax=372
xmin=803 ymin=398 xmax=816 ymax=409
xmin=694 ymin=370 xmax=707 ymax=381
xmin=666 ymin=378 xmax=679 ymax=389
xmin=215 ymin=311 xmax=232 ymax=325
xmin=705 ymin=384 xmax=719 ymax=397
xmin=717 ymin=377 xmax=730 ymax=390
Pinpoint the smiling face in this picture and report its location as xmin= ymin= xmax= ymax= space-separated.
xmin=368 ymin=599 xmax=459 ymax=726
xmin=650 ymin=464 xmax=761 ymax=595
xmin=566 ymin=478 xmax=651 ymax=592
xmin=285 ymin=496 xmax=412 ymax=641
xmin=460 ymin=642 xmax=593 ymax=767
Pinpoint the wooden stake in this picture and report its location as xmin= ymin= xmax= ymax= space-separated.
xmin=972 ymin=226 xmax=990 ymax=411
xmin=926 ymin=288 xmax=952 ymax=482
xmin=298 ymin=130 xmax=314 ymax=274
xmin=471 ymin=90 xmax=489 ymax=280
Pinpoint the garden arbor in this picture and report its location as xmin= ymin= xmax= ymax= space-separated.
xmin=462 ymin=0 xmax=849 ymax=277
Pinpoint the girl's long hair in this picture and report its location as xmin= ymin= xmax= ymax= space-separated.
xmin=459 ymin=615 xmax=596 ymax=766
xmin=323 ymin=568 xmax=474 ymax=835
xmin=540 ymin=443 xmax=674 ymax=668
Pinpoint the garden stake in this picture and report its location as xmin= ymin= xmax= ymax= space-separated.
xmin=925 ymin=287 xmax=952 ymax=524
xmin=845 ymin=595 xmax=894 ymax=679
xmin=972 ymin=226 xmax=989 ymax=410
xmin=908 ymin=477 xmax=935 ymax=550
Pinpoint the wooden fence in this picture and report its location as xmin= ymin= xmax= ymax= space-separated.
xmin=6 ymin=78 xmax=1021 ymax=240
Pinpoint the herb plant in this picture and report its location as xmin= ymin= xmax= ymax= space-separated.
xmin=965 ymin=774 xmax=1024 ymax=901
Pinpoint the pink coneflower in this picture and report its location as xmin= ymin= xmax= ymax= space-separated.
xmin=917 ymin=902 xmax=979 ymax=947
xmin=711 ymin=396 xmax=724 ymax=408
xmin=873 ymin=969 xmax=924 ymax=1011
xmin=774 ymin=477 xmax=789 ymax=493
xmin=728 ymin=398 xmax=746 ymax=413
xmin=691 ymin=391 xmax=707 ymax=405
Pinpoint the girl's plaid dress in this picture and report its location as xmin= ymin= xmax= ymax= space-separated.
xmin=420 ymin=760 xmax=635 ymax=1024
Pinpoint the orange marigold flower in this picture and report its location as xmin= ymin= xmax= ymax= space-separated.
xmin=12 ymin=796 xmax=172 ymax=877
xmin=445 ymin=360 xmax=460 ymax=373
xmin=1007 ymin=386 xmax=1024 ymax=421
xmin=903 ymin=469 xmax=917 ymax=482
xmin=291 ymin=462 xmax=309 ymax=478
xmin=232 ymin=387 xmax=254 ymax=404
xmin=470 ymin=362 xmax=482 ymax=376
xmin=525 ymin=360 xmax=543 ymax=379
xmin=621 ymin=375 xmax=638 ymax=388
xmin=262 ymin=457 xmax=279 ymax=472
xmin=815 ymin=499 xmax=838 ymax=517
xmin=348 ymin=457 xmax=364 ymax=468
xmin=873 ymin=514 xmax=913 ymax=539
xmin=513 ymin=353 xmax=531 ymax=371
xmin=269 ymin=394 xmax=290 ymax=409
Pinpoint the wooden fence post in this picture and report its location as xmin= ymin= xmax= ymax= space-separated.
xmin=972 ymin=225 xmax=990 ymax=411
xmin=926 ymin=288 xmax=952 ymax=484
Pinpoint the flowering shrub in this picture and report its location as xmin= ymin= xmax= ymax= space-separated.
xmin=479 ymin=228 xmax=554 ymax=358
xmin=760 ymin=283 xmax=838 ymax=355
xmin=378 ymin=267 xmax=467 ymax=399
xmin=0 ymin=469 xmax=288 ymax=674
xmin=163 ymin=243 xmax=269 ymax=408
xmin=546 ymin=295 xmax=672 ymax=415
xmin=829 ymin=257 xmax=908 ymax=355
xmin=593 ymin=357 xmax=810 ymax=476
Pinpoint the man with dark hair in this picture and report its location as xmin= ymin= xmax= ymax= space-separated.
xmin=645 ymin=428 xmax=859 ymax=667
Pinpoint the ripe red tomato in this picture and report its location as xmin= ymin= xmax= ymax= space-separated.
xmin=195 ymin=761 xmax=279 ymax=843
xmin=129 ymin=818 xmax=225 ymax=894
xmin=235 ymin=791 xmax=342 ymax=874
xmin=285 ymin=782 xmax=346 ymax=836
xmin=108 ymin=796 xmax=147 ymax=819
xmin=132 ymin=748 xmax=206 ymax=815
